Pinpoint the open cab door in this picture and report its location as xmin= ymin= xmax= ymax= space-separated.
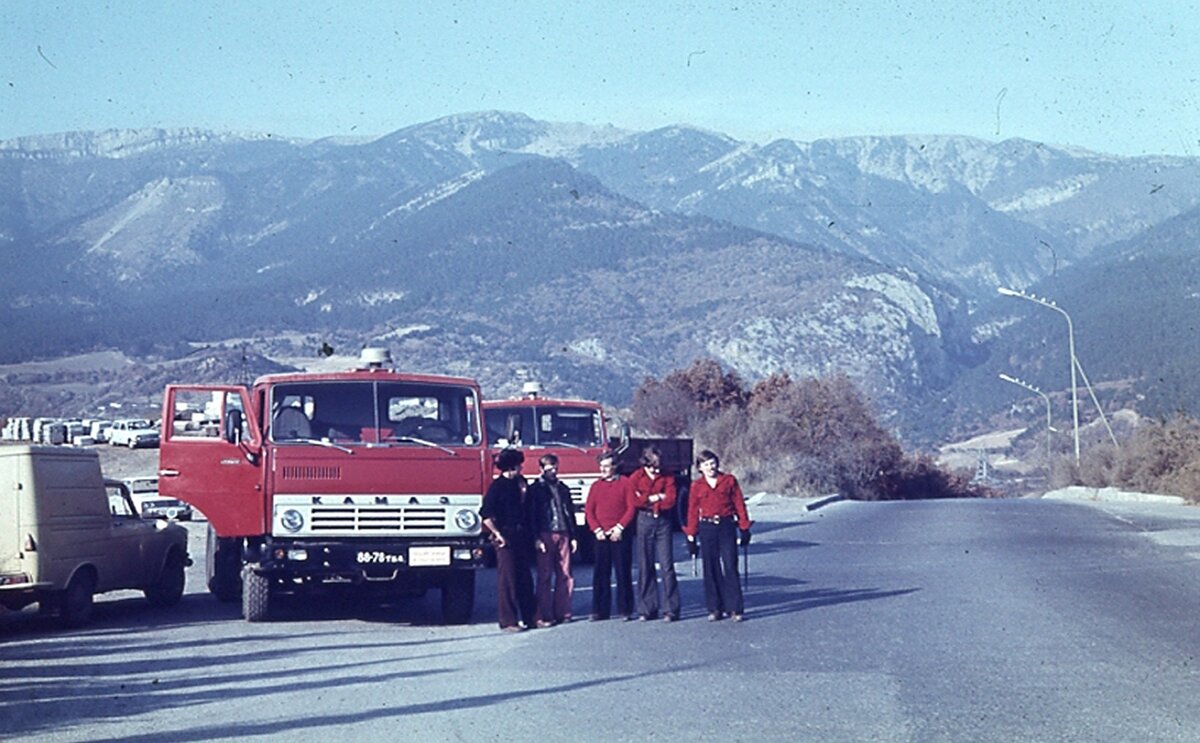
xmin=158 ymin=385 xmax=264 ymax=536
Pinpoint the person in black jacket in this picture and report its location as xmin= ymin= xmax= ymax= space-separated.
xmin=527 ymin=453 xmax=578 ymax=626
xmin=481 ymin=448 xmax=536 ymax=632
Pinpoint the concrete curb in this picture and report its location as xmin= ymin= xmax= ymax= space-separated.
xmin=806 ymin=493 xmax=845 ymax=511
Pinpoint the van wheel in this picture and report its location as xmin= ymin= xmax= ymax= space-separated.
xmin=441 ymin=571 xmax=475 ymax=625
xmin=60 ymin=570 xmax=96 ymax=627
xmin=146 ymin=550 xmax=186 ymax=607
xmin=206 ymin=526 xmax=242 ymax=603
xmin=242 ymin=566 xmax=271 ymax=622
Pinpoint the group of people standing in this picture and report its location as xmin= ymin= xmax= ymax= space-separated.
xmin=479 ymin=445 xmax=753 ymax=632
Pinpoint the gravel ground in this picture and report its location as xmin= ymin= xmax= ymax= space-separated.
xmin=94 ymin=444 xmax=160 ymax=480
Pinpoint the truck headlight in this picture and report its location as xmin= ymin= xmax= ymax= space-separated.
xmin=454 ymin=509 xmax=479 ymax=531
xmin=280 ymin=509 xmax=305 ymax=532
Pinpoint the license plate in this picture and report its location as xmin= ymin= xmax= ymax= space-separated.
xmin=356 ymin=551 xmax=405 ymax=564
xmin=409 ymin=546 xmax=451 ymax=567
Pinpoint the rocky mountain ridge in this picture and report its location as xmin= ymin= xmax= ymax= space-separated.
xmin=2 ymin=112 xmax=1197 ymax=443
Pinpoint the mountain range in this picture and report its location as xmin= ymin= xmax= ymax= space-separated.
xmin=2 ymin=111 xmax=1198 ymax=445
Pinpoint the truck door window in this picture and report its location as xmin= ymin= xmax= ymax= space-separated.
xmin=172 ymin=389 xmax=245 ymax=440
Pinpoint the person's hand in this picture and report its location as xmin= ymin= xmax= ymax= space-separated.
xmin=570 ymin=538 xmax=578 ymax=554
xmin=739 ymin=529 xmax=751 ymax=547
xmin=687 ymin=537 xmax=699 ymax=558
xmin=536 ymin=539 xmax=546 ymax=553
xmin=610 ymin=525 xmax=623 ymax=542
xmin=594 ymin=527 xmax=606 ymax=542
xmin=493 ymin=532 xmax=507 ymax=549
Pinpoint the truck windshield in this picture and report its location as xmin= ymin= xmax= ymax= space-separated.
xmin=484 ymin=405 xmax=603 ymax=448
xmin=269 ymin=381 xmax=480 ymax=446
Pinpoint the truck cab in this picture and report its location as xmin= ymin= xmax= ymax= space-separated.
xmin=157 ymin=348 xmax=490 ymax=623
xmin=483 ymin=383 xmax=612 ymax=533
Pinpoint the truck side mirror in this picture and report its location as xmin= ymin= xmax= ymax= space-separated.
xmin=611 ymin=422 xmax=631 ymax=454
xmin=224 ymin=408 xmax=244 ymax=445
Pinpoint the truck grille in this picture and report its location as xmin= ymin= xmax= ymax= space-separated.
xmin=310 ymin=506 xmax=448 ymax=532
xmin=567 ymin=483 xmax=586 ymax=508
xmin=563 ymin=477 xmax=598 ymax=509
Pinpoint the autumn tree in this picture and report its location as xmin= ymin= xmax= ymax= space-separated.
xmin=631 ymin=358 xmax=748 ymax=435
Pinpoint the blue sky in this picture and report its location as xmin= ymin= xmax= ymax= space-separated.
xmin=3 ymin=1 xmax=1197 ymax=156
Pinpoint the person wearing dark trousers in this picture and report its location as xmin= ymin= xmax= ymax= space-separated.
xmin=528 ymin=453 xmax=578 ymax=627
xmin=629 ymin=445 xmax=680 ymax=622
xmin=481 ymin=448 xmax=536 ymax=632
xmin=584 ymin=451 xmax=636 ymax=621
xmin=684 ymin=449 xmax=752 ymax=622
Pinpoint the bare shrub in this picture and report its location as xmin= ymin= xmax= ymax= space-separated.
xmin=640 ymin=361 xmax=980 ymax=501
xmin=630 ymin=378 xmax=694 ymax=437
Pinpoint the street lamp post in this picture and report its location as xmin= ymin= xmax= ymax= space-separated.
xmin=998 ymin=286 xmax=1080 ymax=464
xmin=999 ymin=373 xmax=1054 ymax=470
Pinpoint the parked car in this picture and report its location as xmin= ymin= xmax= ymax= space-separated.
xmin=123 ymin=476 xmax=193 ymax=521
xmin=108 ymin=418 xmax=160 ymax=448
xmin=89 ymin=420 xmax=113 ymax=443
xmin=0 ymin=445 xmax=190 ymax=626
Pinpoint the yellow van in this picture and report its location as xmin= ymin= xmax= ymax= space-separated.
xmin=0 ymin=445 xmax=190 ymax=626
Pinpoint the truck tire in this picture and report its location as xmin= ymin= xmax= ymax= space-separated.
xmin=145 ymin=549 xmax=187 ymax=607
xmin=242 ymin=566 xmax=271 ymax=622
xmin=206 ymin=525 xmax=242 ymax=603
xmin=60 ymin=569 xmax=96 ymax=627
xmin=440 ymin=571 xmax=475 ymax=625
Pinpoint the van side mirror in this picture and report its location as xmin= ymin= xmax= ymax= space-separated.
xmin=224 ymin=408 xmax=244 ymax=445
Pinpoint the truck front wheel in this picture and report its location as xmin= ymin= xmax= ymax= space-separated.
xmin=206 ymin=526 xmax=242 ymax=603
xmin=441 ymin=571 xmax=475 ymax=625
xmin=242 ymin=566 xmax=271 ymax=622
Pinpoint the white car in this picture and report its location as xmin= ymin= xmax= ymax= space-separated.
xmin=123 ymin=476 xmax=193 ymax=521
xmin=109 ymin=419 xmax=161 ymax=448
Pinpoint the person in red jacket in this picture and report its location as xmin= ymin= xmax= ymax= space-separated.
xmin=584 ymin=451 xmax=636 ymax=621
xmin=629 ymin=445 xmax=681 ymax=621
xmin=684 ymin=449 xmax=752 ymax=621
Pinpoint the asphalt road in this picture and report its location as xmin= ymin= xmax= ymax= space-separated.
xmin=4 ymin=496 xmax=1200 ymax=742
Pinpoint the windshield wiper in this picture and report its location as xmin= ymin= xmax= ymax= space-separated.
xmin=387 ymin=436 xmax=457 ymax=455
xmin=280 ymin=437 xmax=355 ymax=454
xmin=537 ymin=441 xmax=589 ymax=452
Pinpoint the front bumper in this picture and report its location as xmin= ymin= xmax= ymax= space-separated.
xmin=250 ymin=537 xmax=487 ymax=586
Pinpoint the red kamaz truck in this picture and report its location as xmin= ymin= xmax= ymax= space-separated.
xmin=158 ymin=348 xmax=490 ymax=623
xmin=483 ymin=383 xmax=611 ymax=532
xmin=483 ymin=383 xmax=694 ymax=546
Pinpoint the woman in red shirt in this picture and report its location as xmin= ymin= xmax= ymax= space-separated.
xmin=684 ymin=449 xmax=752 ymax=621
